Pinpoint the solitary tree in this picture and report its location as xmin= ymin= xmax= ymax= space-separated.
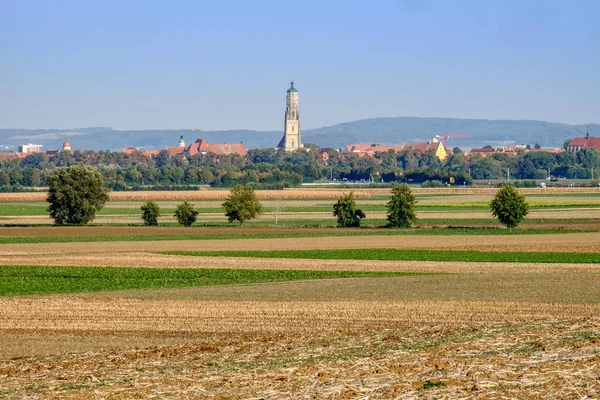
xmin=222 ymin=184 xmax=263 ymax=226
xmin=333 ymin=192 xmax=365 ymax=228
xmin=490 ymin=185 xmax=529 ymax=228
xmin=140 ymin=200 xmax=160 ymax=226
xmin=174 ymin=201 xmax=198 ymax=227
xmin=46 ymin=166 xmax=109 ymax=225
xmin=386 ymin=184 xmax=417 ymax=228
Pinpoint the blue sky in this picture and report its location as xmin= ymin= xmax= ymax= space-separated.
xmin=1 ymin=0 xmax=598 ymax=130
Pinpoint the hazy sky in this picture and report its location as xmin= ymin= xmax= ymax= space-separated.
xmin=1 ymin=0 xmax=599 ymax=130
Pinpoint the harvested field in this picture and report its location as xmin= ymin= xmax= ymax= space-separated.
xmin=2 ymin=296 xmax=599 ymax=336
xmin=0 ymin=189 xmax=373 ymax=202
xmin=1 ymin=231 xmax=599 ymax=255
xmin=2 ymin=252 xmax=600 ymax=274
xmin=0 ymin=187 xmax=598 ymax=204
xmin=1 ymin=319 xmax=599 ymax=399
xmin=1 ymin=190 xmax=599 ymax=399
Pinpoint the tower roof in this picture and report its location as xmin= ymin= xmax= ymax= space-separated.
xmin=287 ymin=81 xmax=298 ymax=93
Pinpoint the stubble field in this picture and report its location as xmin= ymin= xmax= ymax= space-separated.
xmin=0 ymin=187 xmax=599 ymax=398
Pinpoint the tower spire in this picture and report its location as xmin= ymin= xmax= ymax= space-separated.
xmin=277 ymin=81 xmax=302 ymax=151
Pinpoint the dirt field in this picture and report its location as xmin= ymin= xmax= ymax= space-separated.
xmin=1 ymin=230 xmax=599 ymax=255
xmin=1 ymin=191 xmax=599 ymax=398
xmin=1 ymin=298 xmax=599 ymax=398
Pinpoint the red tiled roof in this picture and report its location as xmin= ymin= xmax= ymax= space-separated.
xmin=568 ymin=138 xmax=587 ymax=147
xmin=123 ymin=147 xmax=140 ymax=155
xmin=142 ymin=150 xmax=161 ymax=157
xmin=569 ymin=137 xmax=600 ymax=151
xmin=346 ymin=144 xmax=404 ymax=157
xmin=0 ymin=152 xmax=19 ymax=160
xmin=207 ymin=143 xmax=247 ymax=156
xmin=403 ymin=141 xmax=441 ymax=153
xmin=142 ymin=139 xmax=247 ymax=158
xmin=166 ymin=146 xmax=184 ymax=156
xmin=185 ymin=139 xmax=211 ymax=156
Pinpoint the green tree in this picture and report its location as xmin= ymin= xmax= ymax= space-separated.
xmin=386 ymin=184 xmax=418 ymax=228
xmin=140 ymin=200 xmax=160 ymax=226
xmin=222 ymin=184 xmax=263 ymax=225
xmin=174 ymin=201 xmax=199 ymax=227
xmin=490 ymin=185 xmax=529 ymax=228
xmin=46 ymin=166 xmax=109 ymax=225
xmin=333 ymin=192 xmax=365 ymax=228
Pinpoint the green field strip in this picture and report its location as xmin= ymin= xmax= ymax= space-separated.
xmin=161 ymin=248 xmax=600 ymax=264
xmin=0 ymin=266 xmax=426 ymax=296
xmin=0 ymin=228 xmax=592 ymax=244
xmin=2 ymin=200 xmax=600 ymax=217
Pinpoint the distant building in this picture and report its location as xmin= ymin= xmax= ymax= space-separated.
xmin=567 ymin=137 xmax=600 ymax=152
xmin=402 ymin=140 xmax=448 ymax=161
xmin=18 ymin=144 xmax=43 ymax=153
xmin=132 ymin=138 xmax=248 ymax=158
xmin=123 ymin=147 xmax=140 ymax=155
xmin=62 ymin=141 xmax=71 ymax=151
xmin=277 ymin=81 xmax=302 ymax=151
xmin=346 ymin=144 xmax=405 ymax=157
xmin=346 ymin=138 xmax=448 ymax=161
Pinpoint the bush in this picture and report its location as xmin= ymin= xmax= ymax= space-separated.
xmin=140 ymin=200 xmax=160 ymax=226
xmin=174 ymin=201 xmax=199 ymax=227
xmin=386 ymin=184 xmax=417 ymax=228
xmin=420 ymin=180 xmax=445 ymax=188
xmin=222 ymin=184 xmax=263 ymax=226
xmin=46 ymin=166 xmax=109 ymax=225
xmin=490 ymin=185 xmax=529 ymax=228
xmin=333 ymin=192 xmax=365 ymax=228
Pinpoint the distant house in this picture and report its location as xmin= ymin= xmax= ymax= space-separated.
xmin=466 ymin=147 xmax=516 ymax=157
xmin=180 ymin=139 xmax=248 ymax=157
xmin=567 ymin=137 xmax=600 ymax=152
xmin=346 ymin=144 xmax=405 ymax=158
xmin=131 ymin=138 xmax=248 ymax=158
xmin=402 ymin=140 xmax=448 ymax=161
xmin=123 ymin=147 xmax=141 ymax=155
xmin=0 ymin=152 xmax=20 ymax=160
xmin=18 ymin=144 xmax=43 ymax=153
xmin=346 ymin=139 xmax=449 ymax=161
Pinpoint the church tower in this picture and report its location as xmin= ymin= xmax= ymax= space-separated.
xmin=277 ymin=81 xmax=302 ymax=151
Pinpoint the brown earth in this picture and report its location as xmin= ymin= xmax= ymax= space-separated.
xmin=0 ymin=252 xmax=598 ymax=273
xmin=0 ymin=231 xmax=599 ymax=255
xmin=0 ymin=298 xmax=599 ymax=398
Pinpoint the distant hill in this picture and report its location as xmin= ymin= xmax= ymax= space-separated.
xmin=1 ymin=118 xmax=598 ymax=152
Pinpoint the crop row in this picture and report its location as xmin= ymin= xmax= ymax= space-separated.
xmin=162 ymin=248 xmax=600 ymax=264
xmin=0 ymin=266 xmax=418 ymax=296
xmin=0 ymin=228 xmax=590 ymax=245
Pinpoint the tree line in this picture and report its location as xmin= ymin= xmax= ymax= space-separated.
xmin=1 ymin=143 xmax=599 ymax=191
xmin=48 ymin=166 xmax=529 ymax=229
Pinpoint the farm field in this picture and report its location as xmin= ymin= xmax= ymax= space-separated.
xmin=0 ymin=187 xmax=599 ymax=398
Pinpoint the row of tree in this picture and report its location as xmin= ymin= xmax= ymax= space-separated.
xmin=47 ymin=166 xmax=529 ymax=229
xmin=3 ymin=144 xmax=599 ymax=190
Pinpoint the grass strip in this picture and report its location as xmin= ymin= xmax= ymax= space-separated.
xmin=2 ymin=201 xmax=600 ymax=217
xmin=161 ymin=248 xmax=600 ymax=264
xmin=0 ymin=266 xmax=423 ymax=296
xmin=0 ymin=228 xmax=592 ymax=244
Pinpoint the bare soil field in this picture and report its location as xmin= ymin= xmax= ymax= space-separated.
xmin=2 ymin=252 xmax=600 ymax=274
xmin=0 ymin=298 xmax=599 ymax=398
xmin=0 ymin=231 xmax=599 ymax=255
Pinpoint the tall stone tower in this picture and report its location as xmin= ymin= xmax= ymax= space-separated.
xmin=277 ymin=81 xmax=302 ymax=151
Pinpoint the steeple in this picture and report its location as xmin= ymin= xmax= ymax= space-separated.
xmin=277 ymin=81 xmax=302 ymax=151
xmin=179 ymin=135 xmax=185 ymax=147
